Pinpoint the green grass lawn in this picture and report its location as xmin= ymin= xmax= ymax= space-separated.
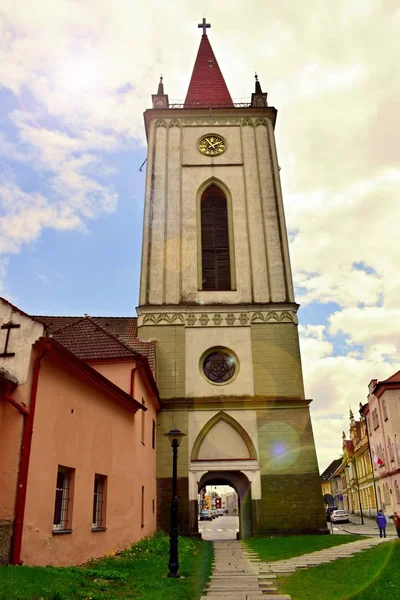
xmin=0 ymin=532 xmax=213 ymax=600
xmin=244 ymin=534 xmax=363 ymax=561
xmin=279 ymin=539 xmax=400 ymax=600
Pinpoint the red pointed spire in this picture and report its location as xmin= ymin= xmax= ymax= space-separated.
xmin=184 ymin=31 xmax=233 ymax=108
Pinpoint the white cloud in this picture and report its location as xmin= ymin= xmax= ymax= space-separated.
xmin=0 ymin=0 xmax=399 ymax=473
xmin=300 ymin=324 xmax=400 ymax=471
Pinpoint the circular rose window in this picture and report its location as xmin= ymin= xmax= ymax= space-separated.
xmin=202 ymin=348 xmax=237 ymax=384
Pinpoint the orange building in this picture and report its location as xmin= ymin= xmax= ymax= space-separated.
xmin=0 ymin=298 xmax=159 ymax=566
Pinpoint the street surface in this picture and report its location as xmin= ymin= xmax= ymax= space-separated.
xmin=199 ymin=515 xmax=388 ymax=539
xmin=199 ymin=515 xmax=239 ymax=540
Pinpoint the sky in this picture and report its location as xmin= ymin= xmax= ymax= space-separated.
xmin=1 ymin=0 xmax=399 ymax=473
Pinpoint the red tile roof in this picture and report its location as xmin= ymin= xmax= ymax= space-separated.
xmin=184 ymin=34 xmax=233 ymax=107
xmin=36 ymin=314 xmax=156 ymax=374
xmin=52 ymin=317 xmax=137 ymax=361
xmin=37 ymin=315 xmax=138 ymax=339
xmin=381 ymin=370 xmax=400 ymax=384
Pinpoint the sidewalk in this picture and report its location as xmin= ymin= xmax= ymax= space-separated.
xmin=201 ymin=535 xmax=393 ymax=599
xmin=338 ymin=513 xmax=400 ymax=537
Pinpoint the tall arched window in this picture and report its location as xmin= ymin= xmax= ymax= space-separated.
xmin=200 ymin=184 xmax=231 ymax=291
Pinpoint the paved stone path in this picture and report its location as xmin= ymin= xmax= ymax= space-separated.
xmin=201 ymin=536 xmax=391 ymax=599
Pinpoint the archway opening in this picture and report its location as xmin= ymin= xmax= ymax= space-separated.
xmin=198 ymin=483 xmax=239 ymax=540
xmin=196 ymin=470 xmax=252 ymax=540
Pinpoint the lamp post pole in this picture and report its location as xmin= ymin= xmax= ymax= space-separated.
xmin=168 ymin=437 xmax=179 ymax=578
xmin=165 ymin=429 xmax=186 ymax=579
xmin=347 ymin=461 xmax=364 ymax=525
xmin=353 ymin=459 xmax=364 ymax=525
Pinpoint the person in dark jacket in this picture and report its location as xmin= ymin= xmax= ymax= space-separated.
xmin=391 ymin=512 xmax=400 ymax=538
xmin=376 ymin=509 xmax=387 ymax=538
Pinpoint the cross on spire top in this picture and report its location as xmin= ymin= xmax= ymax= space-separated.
xmin=198 ymin=17 xmax=211 ymax=35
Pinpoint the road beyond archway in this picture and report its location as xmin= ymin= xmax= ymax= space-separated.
xmin=199 ymin=515 xmax=239 ymax=540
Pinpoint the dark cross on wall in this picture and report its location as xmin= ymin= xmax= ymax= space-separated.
xmin=198 ymin=18 xmax=211 ymax=35
xmin=1 ymin=322 xmax=20 ymax=357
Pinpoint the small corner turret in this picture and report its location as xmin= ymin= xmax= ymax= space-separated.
xmin=251 ymin=73 xmax=268 ymax=107
xmin=152 ymin=75 xmax=169 ymax=109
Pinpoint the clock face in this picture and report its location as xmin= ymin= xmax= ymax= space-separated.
xmin=198 ymin=134 xmax=226 ymax=156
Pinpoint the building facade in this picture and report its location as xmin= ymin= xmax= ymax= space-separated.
xmin=138 ymin=22 xmax=325 ymax=537
xmin=0 ymin=299 xmax=159 ymax=565
xmin=363 ymin=372 xmax=400 ymax=514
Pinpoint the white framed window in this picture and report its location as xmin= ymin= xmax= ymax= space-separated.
xmin=53 ymin=466 xmax=74 ymax=531
xmin=93 ymin=474 xmax=107 ymax=529
xmin=395 ymin=435 xmax=400 ymax=464
xmin=395 ymin=480 xmax=400 ymax=504
xmin=382 ymin=399 xmax=388 ymax=420
xmin=389 ymin=437 xmax=395 ymax=462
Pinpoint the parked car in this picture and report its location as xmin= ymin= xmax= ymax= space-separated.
xmin=200 ymin=509 xmax=212 ymax=521
xmin=330 ymin=509 xmax=349 ymax=523
xmin=325 ymin=506 xmax=338 ymax=522
xmin=211 ymin=510 xmax=217 ymax=519
xmin=216 ymin=509 xmax=224 ymax=517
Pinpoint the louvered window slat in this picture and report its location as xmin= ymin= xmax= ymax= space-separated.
xmin=201 ymin=185 xmax=231 ymax=290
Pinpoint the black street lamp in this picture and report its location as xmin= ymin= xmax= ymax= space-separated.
xmin=165 ymin=428 xmax=186 ymax=578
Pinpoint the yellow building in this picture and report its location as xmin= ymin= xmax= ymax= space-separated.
xmin=343 ymin=410 xmax=376 ymax=518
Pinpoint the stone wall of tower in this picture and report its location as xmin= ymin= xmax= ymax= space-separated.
xmin=138 ymin=314 xmax=303 ymax=400
xmin=139 ymin=111 xmax=294 ymax=308
xmin=254 ymin=405 xmax=326 ymax=533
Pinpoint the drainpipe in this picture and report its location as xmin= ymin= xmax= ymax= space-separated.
xmin=4 ymin=384 xmax=29 ymax=417
xmin=11 ymin=351 xmax=46 ymax=565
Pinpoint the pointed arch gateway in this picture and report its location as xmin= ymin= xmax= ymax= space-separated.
xmin=198 ymin=181 xmax=235 ymax=291
xmin=191 ymin=411 xmax=257 ymax=461
xmin=191 ymin=412 xmax=257 ymax=539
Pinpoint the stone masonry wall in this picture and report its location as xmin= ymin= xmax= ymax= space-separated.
xmin=138 ymin=325 xmax=185 ymax=398
xmin=255 ymin=405 xmax=326 ymax=533
xmin=251 ymin=323 xmax=305 ymax=398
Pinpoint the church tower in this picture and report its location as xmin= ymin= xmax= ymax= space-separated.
xmin=138 ymin=20 xmax=326 ymax=536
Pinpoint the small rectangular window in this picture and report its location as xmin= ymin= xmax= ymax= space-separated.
xmin=141 ymin=486 xmax=145 ymax=528
xmin=152 ymin=498 xmax=155 ymax=514
xmin=93 ymin=474 xmax=107 ymax=529
xmin=53 ymin=466 xmax=74 ymax=532
xmin=141 ymin=399 xmax=145 ymax=445
xmin=152 ymin=419 xmax=156 ymax=449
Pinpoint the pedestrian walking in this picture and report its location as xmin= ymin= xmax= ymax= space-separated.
xmin=392 ymin=512 xmax=400 ymax=538
xmin=376 ymin=509 xmax=387 ymax=538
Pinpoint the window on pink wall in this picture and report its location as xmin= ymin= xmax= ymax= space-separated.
xmin=141 ymin=486 xmax=145 ymax=527
xmin=152 ymin=419 xmax=156 ymax=449
xmin=93 ymin=474 xmax=107 ymax=530
xmin=53 ymin=466 xmax=74 ymax=532
xmin=141 ymin=399 xmax=145 ymax=445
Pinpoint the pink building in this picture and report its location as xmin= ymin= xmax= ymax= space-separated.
xmin=0 ymin=298 xmax=159 ymax=566
xmin=363 ymin=372 xmax=400 ymax=514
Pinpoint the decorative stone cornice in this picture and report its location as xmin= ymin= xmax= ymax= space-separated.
xmin=181 ymin=117 xmax=241 ymax=127
xmin=139 ymin=309 xmax=298 ymax=327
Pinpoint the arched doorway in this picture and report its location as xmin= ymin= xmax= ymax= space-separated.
xmin=197 ymin=471 xmax=252 ymax=539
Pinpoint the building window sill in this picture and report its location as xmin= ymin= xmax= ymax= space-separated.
xmin=53 ymin=528 xmax=73 ymax=535
xmin=92 ymin=527 xmax=107 ymax=532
